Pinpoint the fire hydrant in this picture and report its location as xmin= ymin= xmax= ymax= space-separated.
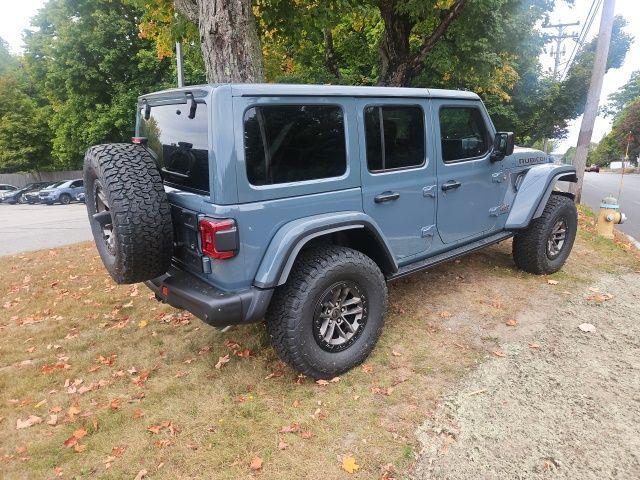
xmin=596 ymin=195 xmax=626 ymax=239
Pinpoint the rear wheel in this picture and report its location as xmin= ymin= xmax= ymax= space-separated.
xmin=266 ymin=246 xmax=387 ymax=379
xmin=512 ymin=194 xmax=577 ymax=274
xmin=84 ymin=143 xmax=173 ymax=284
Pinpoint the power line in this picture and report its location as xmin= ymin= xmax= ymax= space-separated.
xmin=560 ymin=0 xmax=602 ymax=80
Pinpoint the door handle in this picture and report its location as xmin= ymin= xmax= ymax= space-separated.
xmin=441 ymin=180 xmax=462 ymax=191
xmin=374 ymin=191 xmax=400 ymax=203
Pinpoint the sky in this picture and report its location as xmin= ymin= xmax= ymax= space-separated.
xmin=0 ymin=0 xmax=638 ymax=155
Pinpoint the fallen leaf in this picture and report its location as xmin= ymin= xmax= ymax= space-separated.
xmin=215 ymin=354 xmax=230 ymax=369
xmin=528 ymin=342 xmax=541 ymax=349
xmin=439 ymin=311 xmax=452 ymax=318
xmin=73 ymin=428 xmax=87 ymax=439
xmin=391 ymin=350 xmax=402 ymax=357
xmin=74 ymin=443 xmax=86 ymax=453
xmin=138 ymin=320 xmax=148 ymax=329
xmin=315 ymin=379 xmax=329 ymax=386
xmin=250 ymin=456 xmax=263 ymax=471
xmin=47 ymin=414 xmax=58 ymax=426
xmin=133 ymin=408 xmax=145 ymax=419
xmin=278 ymin=439 xmax=289 ymax=450
xmin=342 ymin=455 xmax=360 ymax=474
xmin=492 ymin=351 xmax=506 ymax=358
xmin=292 ymin=399 xmax=301 ymax=408
xmin=505 ymin=319 xmax=517 ymax=327
xmin=300 ymin=431 xmax=314 ymax=439
xmin=361 ymin=364 xmax=373 ymax=374
xmin=279 ymin=422 xmax=300 ymax=434
xmin=16 ymin=415 xmax=42 ymax=429
xmin=547 ymin=279 xmax=559 ymax=285
xmin=63 ymin=435 xmax=78 ymax=448
xmin=50 ymin=405 xmax=63 ymax=413
xmin=586 ymin=293 xmax=613 ymax=303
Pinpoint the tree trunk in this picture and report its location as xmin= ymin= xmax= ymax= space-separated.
xmin=377 ymin=0 xmax=413 ymax=86
xmin=323 ymin=28 xmax=341 ymax=80
xmin=175 ymin=0 xmax=264 ymax=83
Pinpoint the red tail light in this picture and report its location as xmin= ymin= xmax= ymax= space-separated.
xmin=199 ymin=218 xmax=238 ymax=260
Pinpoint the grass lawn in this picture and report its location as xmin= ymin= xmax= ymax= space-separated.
xmin=1 ymin=207 xmax=637 ymax=479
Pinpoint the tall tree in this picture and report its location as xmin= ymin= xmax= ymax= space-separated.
xmin=0 ymin=40 xmax=52 ymax=173
xmin=23 ymin=0 xmax=173 ymax=169
xmin=590 ymin=98 xmax=640 ymax=166
xmin=603 ymin=70 xmax=640 ymax=117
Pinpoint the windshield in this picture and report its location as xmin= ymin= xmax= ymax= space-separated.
xmin=139 ymin=102 xmax=210 ymax=194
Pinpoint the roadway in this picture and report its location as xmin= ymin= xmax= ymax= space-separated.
xmin=0 ymin=203 xmax=92 ymax=256
xmin=581 ymin=171 xmax=640 ymax=243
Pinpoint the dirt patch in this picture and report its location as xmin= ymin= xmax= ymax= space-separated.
xmin=413 ymin=271 xmax=640 ymax=480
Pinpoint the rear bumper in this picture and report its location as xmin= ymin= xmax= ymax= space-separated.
xmin=145 ymin=267 xmax=272 ymax=328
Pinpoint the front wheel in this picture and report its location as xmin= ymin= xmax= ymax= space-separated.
xmin=266 ymin=246 xmax=388 ymax=380
xmin=59 ymin=193 xmax=72 ymax=205
xmin=512 ymin=193 xmax=577 ymax=274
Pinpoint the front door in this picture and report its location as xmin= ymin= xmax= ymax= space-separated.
xmin=356 ymin=99 xmax=437 ymax=260
xmin=433 ymin=101 xmax=507 ymax=244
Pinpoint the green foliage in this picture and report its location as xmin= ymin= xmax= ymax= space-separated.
xmin=22 ymin=0 xmax=178 ymax=169
xmin=0 ymin=40 xmax=52 ymax=173
xmin=603 ymin=70 xmax=640 ymax=117
xmin=590 ymin=98 xmax=640 ymax=166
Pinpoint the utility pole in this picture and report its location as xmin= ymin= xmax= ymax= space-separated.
xmin=543 ymin=21 xmax=580 ymax=80
xmin=541 ymin=21 xmax=579 ymax=153
xmin=571 ymin=0 xmax=615 ymax=203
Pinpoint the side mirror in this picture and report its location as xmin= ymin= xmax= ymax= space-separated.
xmin=490 ymin=132 xmax=515 ymax=161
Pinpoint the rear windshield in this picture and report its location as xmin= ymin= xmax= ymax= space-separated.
xmin=139 ymin=102 xmax=210 ymax=194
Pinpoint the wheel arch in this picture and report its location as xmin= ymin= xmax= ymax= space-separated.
xmin=505 ymin=164 xmax=577 ymax=230
xmin=253 ymin=212 xmax=397 ymax=289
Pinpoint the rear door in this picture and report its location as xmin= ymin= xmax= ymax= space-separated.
xmin=356 ymin=99 xmax=437 ymax=260
xmin=432 ymin=101 xmax=507 ymax=244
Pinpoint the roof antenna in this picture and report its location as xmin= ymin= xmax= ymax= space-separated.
xmin=176 ymin=41 xmax=185 ymax=88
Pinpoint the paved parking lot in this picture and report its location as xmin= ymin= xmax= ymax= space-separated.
xmin=0 ymin=203 xmax=92 ymax=256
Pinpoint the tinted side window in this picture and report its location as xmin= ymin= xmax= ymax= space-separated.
xmin=140 ymin=103 xmax=209 ymax=193
xmin=364 ymin=106 xmax=425 ymax=172
xmin=439 ymin=107 xmax=490 ymax=162
xmin=243 ymin=105 xmax=346 ymax=186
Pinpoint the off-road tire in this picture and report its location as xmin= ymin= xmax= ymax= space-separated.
xmin=83 ymin=143 xmax=172 ymax=284
xmin=266 ymin=246 xmax=388 ymax=379
xmin=59 ymin=193 xmax=72 ymax=205
xmin=512 ymin=193 xmax=577 ymax=275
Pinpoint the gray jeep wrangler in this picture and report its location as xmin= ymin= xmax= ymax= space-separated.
xmin=84 ymin=84 xmax=577 ymax=379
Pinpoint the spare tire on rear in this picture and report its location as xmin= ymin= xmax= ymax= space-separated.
xmin=84 ymin=143 xmax=173 ymax=284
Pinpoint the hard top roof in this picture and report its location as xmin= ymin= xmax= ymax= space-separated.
xmin=141 ymin=83 xmax=480 ymax=101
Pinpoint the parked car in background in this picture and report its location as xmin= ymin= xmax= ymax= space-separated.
xmin=39 ymin=179 xmax=85 ymax=205
xmin=0 ymin=182 xmax=50 ymax=204
xmin=0 ymin=184 xmax=18 ymax=196
xmin=25 ymin=182 xmax=64 ymax=204
xmin=585 ymin=165 xmax=600 ymax=173
xmin=0 ymin=184 xmax=18 ymax=202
